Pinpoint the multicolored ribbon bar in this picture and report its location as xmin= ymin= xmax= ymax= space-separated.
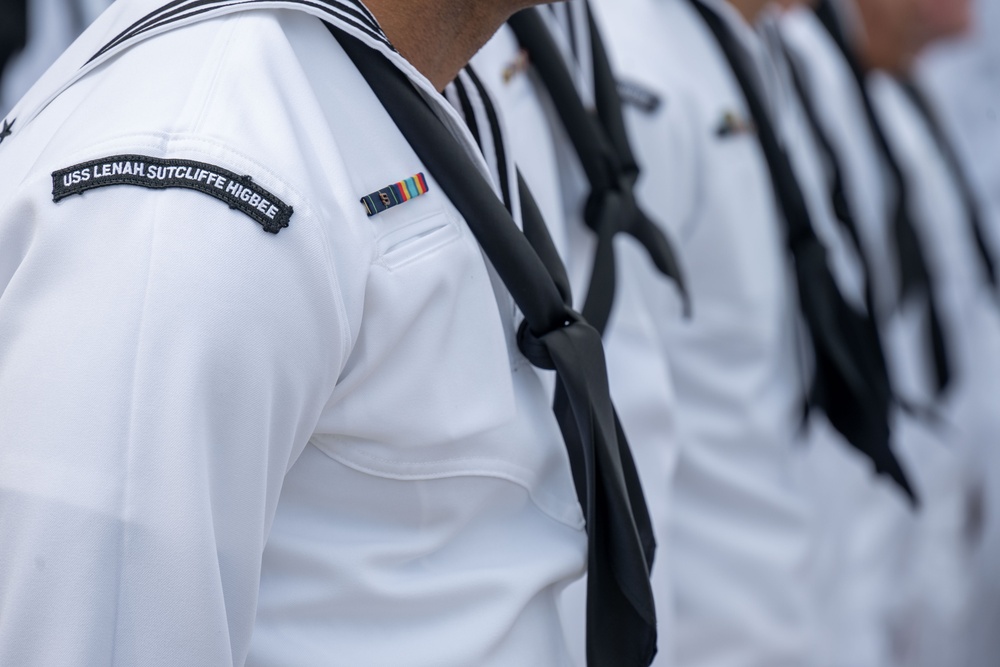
xmin=715 ymin=110 xmax=756 ymax=137
xmin=361 ymin=172 xmax=430 ymax=217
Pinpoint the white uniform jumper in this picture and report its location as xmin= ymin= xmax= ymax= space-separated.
xmin=918 ymin=8 xmax=1000 ymax=663
xmin=782 ymin=8 xmax=994 ymax=667
xmin=590 ymin=1 xmax=819 ymax=665
xmin=918 ymin=0 xmax=1000 ymax=217
xmin=470 ymin=6 xmax=683 ymax=665
xmin=0 ymin=2 xmax=586 ymax=665
xmin=754 ymin=14 xmax=905 ymax=667
xmin=869 ymin=73 xmax=1000 ymax=667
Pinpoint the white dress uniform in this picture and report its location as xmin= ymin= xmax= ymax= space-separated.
xmin=469 ymin=6 xmax=683 ymax=665
xmin=590 ymin=1 xmax=822 ymax=665
xmin=754 ymin=12 xmax=905 ymax=667
xmin=918 ymin=0 xmax=1000 ymax=217
xmin=0 ymin=0 xmax=113 ymax=116
xmin=783 ymin=8 xmax=994 ymax=667
xmin=918 ymin=12 xmax=1000 ymax=663
xmin=779 ymin=9 xmax=919 ymax=667
xmin=0 ymin=2 xmax=589 ymax=665
xmin=867 ymin=73 xmax=1000 ymax=667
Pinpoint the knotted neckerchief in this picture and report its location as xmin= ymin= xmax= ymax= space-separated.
xmin=689 ymin=0 xmax=916 ymax=501
xmin=508 ymin=5 xmax=690 ymax=334
xmin=328 ymin=24 xmax=658 ymax=667
xmin=773 ymin=33 xmax=895 ymax=415
xmin=815 ymin=0 xmax=952 ymax=396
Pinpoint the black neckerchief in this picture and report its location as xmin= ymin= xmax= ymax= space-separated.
xmin=328 ymin=23 xmax=659 ymax=667
xmin=689 ymin=0 xmax=916 ymax=502
xmin=508 ymin=5 xmax=690 ymax=336
xmin=901 ymin=79 xmax=1000 ymax=296
xmin=814 ymin=0 xmax=953 ymax=396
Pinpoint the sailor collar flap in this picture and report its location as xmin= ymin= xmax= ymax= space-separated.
xmin=4 ymin=0 xmax=487 ymax=179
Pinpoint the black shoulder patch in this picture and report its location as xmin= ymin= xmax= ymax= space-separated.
xmin=52 ymin=155 xmax=293 ymax=234
xmin=617 ymin=79 xmax=664 ymax=115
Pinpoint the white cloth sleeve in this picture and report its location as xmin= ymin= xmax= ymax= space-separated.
xmin=0 ymin=172 xmax=349 ymax=666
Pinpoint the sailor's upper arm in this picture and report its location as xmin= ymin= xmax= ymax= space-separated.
xmin=0 ymin=146 xmax=366 ymax=664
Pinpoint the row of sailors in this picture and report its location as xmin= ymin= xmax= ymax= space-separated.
xmin=470 ymin=1 xmax=1000 ymax=666
xmin=0 ymin=0 xmax=998 ymax=665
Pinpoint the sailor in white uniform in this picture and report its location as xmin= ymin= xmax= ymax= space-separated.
xmin=0 ymin=1 xmax=660 ymax=665
xmin=468 ymin=4 xmax=687 ymax=664
xmin=778 ymin=6 xmax=913 ymax=667
xmin=918 ymin=15 xmax=1000 ymax=663
xmin=594 ymin=0 xmax=922 ymax=665
xmin=589 ymin=0 xmax=890 ymax=665
xmin=782 ymin=1 xmax=1000 ymax=664
xmin=871 ymin=4 xmax=1000 ymax=664
xmin=748 ymin=6 xmax=916 ymax=667
xmin=918 ymin=0 xmax=1000 ymax=216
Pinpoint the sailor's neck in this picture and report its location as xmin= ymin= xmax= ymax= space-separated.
xmin=726 ymin=0 xmax=773 ymax=23
xmin=365 ymin=0 xmax=539 ymax=91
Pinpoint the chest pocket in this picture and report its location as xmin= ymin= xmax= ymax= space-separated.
xmin=310 ymin=203 xmax=583 ymax=530
xmin=376 ymin=209 xmax=463 ymax=270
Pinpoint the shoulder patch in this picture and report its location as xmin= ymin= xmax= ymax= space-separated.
xmin=617 ymin=79 xmax=664 ymax=115
xmin=52 ymin=155 xmax=293 ymax=234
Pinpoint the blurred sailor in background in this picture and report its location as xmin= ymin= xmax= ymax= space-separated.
xmin=589 ymin=0 xmax=911 ymax=665
xmin=912 ymin=5 xmax=1000 ymax=666
xmin=918 ymin=19 xmax=1000 ymax=665
xmin=919 ymin=0 xmax=1000 ymax=216
xmin=755 ymin=3 xmax=911 ymax=667
xmin=779 ymin=2 xmax=950 ymax=666
xmin=782 ymin=0 xmax=1000 ymax=665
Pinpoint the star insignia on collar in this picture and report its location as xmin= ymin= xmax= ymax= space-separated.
xmin=0 ymin=118 xmax=13 ymax=144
